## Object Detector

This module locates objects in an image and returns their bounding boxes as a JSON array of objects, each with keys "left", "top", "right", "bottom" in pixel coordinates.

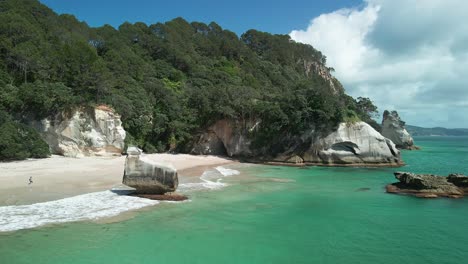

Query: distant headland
[{"left": 406, "top": 125, "right": 468, "bottom": 136}]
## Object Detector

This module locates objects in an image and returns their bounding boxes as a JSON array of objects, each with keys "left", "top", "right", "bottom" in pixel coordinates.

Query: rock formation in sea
[
  {"left": 191, "top": 120, "right": 402, "bottom": 166},
  {"left": 122, "top": 147, "right": 179, "bottom": 194},
  {"left": 386, "top": 172, "right": 468, "bottom": 198},
  {"left": 300, "top": 122, "right": 401, "bottom": 166},
  {"left": 381, "top": 110, "right": 418, "bottom": 150},
  {"left": 30, "top": 105, "right": 126, "bottom": 157}
]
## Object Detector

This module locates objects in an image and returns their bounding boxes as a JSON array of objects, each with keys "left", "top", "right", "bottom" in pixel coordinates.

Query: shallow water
[{"left": 0, "top": 137, "right": 467, "bottom": 264}]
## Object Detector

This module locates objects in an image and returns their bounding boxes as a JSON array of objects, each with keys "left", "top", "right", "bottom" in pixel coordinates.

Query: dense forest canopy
[{"left": 0, "top": 0, "right": 378, "bottom": 160}]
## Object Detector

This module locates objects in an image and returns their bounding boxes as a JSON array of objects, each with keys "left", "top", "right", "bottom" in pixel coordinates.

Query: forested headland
[{"left": 0, "top": 0, "right": 378, "bottom": 160}]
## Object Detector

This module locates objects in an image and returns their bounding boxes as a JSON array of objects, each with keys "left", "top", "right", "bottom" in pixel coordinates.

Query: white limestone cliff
[{"left": 30, "top": 105, "right": 126, "bottom": 157}]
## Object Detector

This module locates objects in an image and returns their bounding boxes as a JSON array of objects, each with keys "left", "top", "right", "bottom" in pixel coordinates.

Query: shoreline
[
  {"left": 0, "top": 154, "right": 236, "bottom": 206},
  {"left": 0, "top": 153, "right": 402, "bottom": 207},
  {"left": 0, "top": 153, "right": 404, "bottom": 232},
  {"left": 244, "top": 160, "right": 405, "bottom": 168}
]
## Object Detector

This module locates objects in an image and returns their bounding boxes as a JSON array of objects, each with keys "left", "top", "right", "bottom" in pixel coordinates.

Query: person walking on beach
[{"left": 28, "top": 176, "right": 33, "bottom": 185}]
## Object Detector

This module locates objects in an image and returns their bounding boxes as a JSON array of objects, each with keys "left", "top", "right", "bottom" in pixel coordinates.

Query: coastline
[
  {"left": 0, "top": 154, "right": 236, "bottom": 206},
  {"left": 246, "top": 160, "right": 405, "bottom": 168},
  {"left": 0, "top": 152, "right": 404, "bottom": 207}
]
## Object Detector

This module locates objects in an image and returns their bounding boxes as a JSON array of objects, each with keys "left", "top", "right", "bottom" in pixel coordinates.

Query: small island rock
[{"left": 386, "top": 172, "right": 468, "bottom": 198}]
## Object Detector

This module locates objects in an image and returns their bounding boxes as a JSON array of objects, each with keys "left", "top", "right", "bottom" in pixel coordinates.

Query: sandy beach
[{"left": 0, "top": 154, "right": 235, "bottom": 206}]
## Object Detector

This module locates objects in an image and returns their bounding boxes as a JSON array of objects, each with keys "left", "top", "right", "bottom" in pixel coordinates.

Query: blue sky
[
  {"left": 39, "top": 0, "right": 362, "bottom": 35},
  {"left": 39, "top": 0, "right": 468, "bottom": 128}
]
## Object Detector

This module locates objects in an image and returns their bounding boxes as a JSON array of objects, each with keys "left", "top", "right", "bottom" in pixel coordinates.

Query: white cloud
[{"left": 290, "top": 0, "right": 468, "bottom": 128}]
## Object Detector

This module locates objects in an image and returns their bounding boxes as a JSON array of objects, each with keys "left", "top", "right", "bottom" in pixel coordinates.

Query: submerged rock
[
  {"left": 130, "top": 193, "right": 188, "bottom": 201},
  {"left": 386, "top": 172, "right": 468, "bottom": 198},
  {"left": 381, "top": 110, "right": 418, "bottom": 150},
  {"left": 356, "top": 187, "right": 371, "bottom": 192},
  {"left": 30, "top": 105, "right": 126, "bottom": 157},
  {"left": 122, "top": 147, "right": 178, "bottom": 194}
]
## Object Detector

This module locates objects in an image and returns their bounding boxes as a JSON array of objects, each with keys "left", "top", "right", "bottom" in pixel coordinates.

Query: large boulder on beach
[
  {"left": 302, "top": 122, "right": 402, "bottom": 166},
  {"left": 122, "top": 147, "right": 178, "bottom": 194},
  {"left": 30, "top": 105, "right": 126, "bottom": 157},
  {"left": 387, "top": 172, "right": 468, "bottom": 198},
  {"left": 381, "top": 110, "right": 417, "bottom": 150}
]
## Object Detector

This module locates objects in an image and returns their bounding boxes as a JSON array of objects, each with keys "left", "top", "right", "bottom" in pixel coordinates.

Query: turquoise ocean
[{"left": 1, "top": 136, "right": 467, "bottom": 264}]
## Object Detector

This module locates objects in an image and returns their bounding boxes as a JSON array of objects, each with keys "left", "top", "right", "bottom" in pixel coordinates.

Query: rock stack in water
[
  {"left": 122, "top": 147, "right": 180, "bottom": 198},
  {"left": 381, "top": 110, "right": 418, "bottom": 150},
  {"left": 386, "top": 172, "right": 468, "bottom": 198}
]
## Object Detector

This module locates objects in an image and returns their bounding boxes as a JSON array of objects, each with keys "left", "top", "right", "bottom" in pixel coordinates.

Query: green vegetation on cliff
[
  {"left": 0, "top": 109, "right": 50, "bottom": 160},
  {"left": 0, "top": 0, "right": 378, "bottom": 160}
]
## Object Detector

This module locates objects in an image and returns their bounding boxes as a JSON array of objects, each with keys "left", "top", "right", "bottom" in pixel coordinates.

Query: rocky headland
[
  {"left": 191, "top": 120, "right": 403, "bottom": 167},
  {"left": 21, "top": 102, "right": 406, "bottom": 169},
  {"left": 386, "top": 172, "right": 468, "bottom": 198},
  {"left": 381, "top": 110, "right": 419, "bottom": 150}
]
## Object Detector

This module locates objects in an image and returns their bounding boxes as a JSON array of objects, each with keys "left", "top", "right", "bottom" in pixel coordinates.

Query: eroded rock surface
[
  {"left": 192, "top": 120, "right": 402, "bottom": 166},
  {"left": 381, "top": 110, "right": 417, "bottom": 150},
  {"left": 301, "top": 122, "right": 401, "bottom": 166},
  {"left": 122, "top": 147, "right": 178, "bottom": 194},
  {"left": 30, "top": 105, "right": 126, "bottom": 157},
  {"left": 191, "top": 119, "right": 258, "bottom": 157},
  {"left": 386, "top": 172, "right": 468, "bottom": 198}
]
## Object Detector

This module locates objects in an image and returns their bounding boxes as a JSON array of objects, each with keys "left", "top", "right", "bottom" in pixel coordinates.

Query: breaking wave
[
  {"left": 0, "top": 166, "right": 241, "bottom": 232},
  {"left": 178, "top": 166, "right": 240, "bottom": 192},
  {"left": 215, "top": 166, "right": 241, "bottom": 176},
  {"left": 0, "top": 191, "right": 158, "bottom": 232}
]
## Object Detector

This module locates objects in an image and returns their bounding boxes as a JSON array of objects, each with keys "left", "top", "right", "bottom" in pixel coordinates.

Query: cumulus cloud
[{"left": 290, "top": 0, "right": 468, "bottom": 128}]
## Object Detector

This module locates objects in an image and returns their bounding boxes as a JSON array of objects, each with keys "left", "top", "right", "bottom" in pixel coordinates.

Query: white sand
[{"left": 0, "top": 154, "right": 234, "bottom": 206}]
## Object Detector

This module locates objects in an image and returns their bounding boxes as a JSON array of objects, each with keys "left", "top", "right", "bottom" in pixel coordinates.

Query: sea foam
[
  {"left": 178, "top": 166, "right": 240, "bottom": 192},
  {"left": 215, "top": 166, "right": 241, "bottom": 176},
  {"left": 0, "top": 166, "right": 241, "bottom": 232},
  {"left": 0, "top": 191, "right": 158, "bottom": 232}
]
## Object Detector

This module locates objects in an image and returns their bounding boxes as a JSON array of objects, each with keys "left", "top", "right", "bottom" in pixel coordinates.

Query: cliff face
[
  {"left": 381, "top": 110, "right": 416, "bottom": 150},
  {"left": 190, "top": 119, "right": 258, "bottom": 157},
  {"left": 300, "top": 59, "right": 341, "bottom": 94},
  {"left": 191, "top": 120, "right": 402, "bottom": 166},
  {"left": 30, "top": 106, "right": 126, "bottom": 157}
]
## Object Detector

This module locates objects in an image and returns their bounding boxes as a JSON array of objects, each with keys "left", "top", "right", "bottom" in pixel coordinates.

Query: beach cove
[{"left": 0, "top": 136, "right": 467, "bottom": 264}]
